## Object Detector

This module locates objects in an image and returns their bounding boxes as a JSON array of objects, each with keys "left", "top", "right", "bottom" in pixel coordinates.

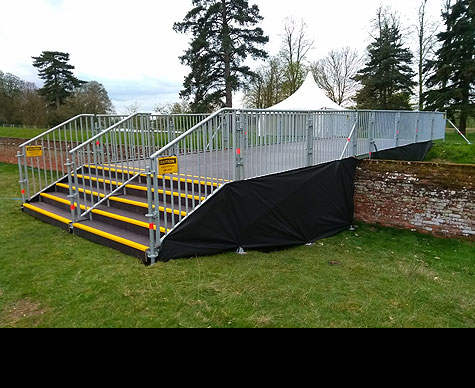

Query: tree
[
  {"left": 311, "top": 47, "right": 362, "bottom": 107},
  {"left": 15, "top": 83, "right": 48, "bottom": 128},
  {"left": 280, "top": 17, "right": 314, "bottom": 97},
  {"left": 32, "top": 51, "right": 84, "bottom": 109},
  {"left": 424, "top": 0, "right": 475, "bottom": 135},
  {"left": 354, "top": 8, "right": 416, "bottom": 110},
  {"left": 416, "top": 0, "right": 439, "bottom": 110},
  {"left": 124, "top": 101, "right": 141, "bottom": 115},
  {"left": 243, "top": 56, "right": 285, "bottom": 108},
  {"left": 66, "top": 81, "right": 114, "bottom": 115},
  {"left": 174, "top": 0, "right": 269, "bottom": 112},
  {"left": 0, "top": 71, "right": 25, "bottom": 124},
  {"left": 155, "top": 100, "right": 191, "bottom": 114}
]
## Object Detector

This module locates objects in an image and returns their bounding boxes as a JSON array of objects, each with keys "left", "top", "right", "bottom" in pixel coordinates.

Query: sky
[{"left": 0, "top": 0, "right": 445, "bottom": 113}]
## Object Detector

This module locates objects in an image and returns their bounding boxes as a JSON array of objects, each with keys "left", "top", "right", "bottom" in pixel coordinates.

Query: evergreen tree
[
  {"left": 424, "top": 0, "right": 475, "bottom": 135},
  {"left": 32, "top": 51, "right": 84, "bottom": 109},
  {"left": 174, "top": 0, "right": 269, "bottom": 112},
  {"left": 354, "top": 8, "right": 416, "bottom": 110}
]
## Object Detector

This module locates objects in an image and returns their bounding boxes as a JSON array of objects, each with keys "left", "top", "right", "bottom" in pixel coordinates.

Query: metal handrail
[
  {"left": 19, "top": 114, "right": 95, "bottom": 148},
  {"left": 69, "top": 113, "right": 138, "bottom": 154},
  {"left": 149, "top": 108, "right": 230, "bottom": 159}
]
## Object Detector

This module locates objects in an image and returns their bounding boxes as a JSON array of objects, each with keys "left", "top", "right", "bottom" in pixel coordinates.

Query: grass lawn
[
  {"left": 0, "top": 126, "right": 46, "bottom": 139},
  {"left": 0, "top": 162, "right": 474, "bottom": 328},
  {"left": 425, "top": 129, "right": 474, "bottom": 164}
]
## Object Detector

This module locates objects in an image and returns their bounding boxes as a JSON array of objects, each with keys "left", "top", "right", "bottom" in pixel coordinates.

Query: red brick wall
[
  {"left": 0, "top": 138, "right": 23, "bottom": 164},
  {"left": 355, "top": 160, "right": 475, "bottom": 240}
]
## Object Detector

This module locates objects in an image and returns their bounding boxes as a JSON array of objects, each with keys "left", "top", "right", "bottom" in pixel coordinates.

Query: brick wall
[
  {"left": 0, "top": 138, "right": 23, "bottom": 164},
  {"left": 355, "top": 160, "right": 475, "bottom": 240}
]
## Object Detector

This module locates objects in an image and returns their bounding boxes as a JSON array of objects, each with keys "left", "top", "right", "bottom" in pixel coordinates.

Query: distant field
[{"left": 0, "top": 127, "right": 46, "bottom": 139}]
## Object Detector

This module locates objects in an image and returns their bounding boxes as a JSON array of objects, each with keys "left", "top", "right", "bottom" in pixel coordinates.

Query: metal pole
[
  {"left": 235, "top": 111, "right": 244, "bottom": 181},
  {"left": 145, "top": 165, "right": 158, "bottom": 265},
  {"left": 352, "top": 111, "right": 359, "bottom": 156},
  {"left": 448, "top": 119, "right": 472, "bottom": 145},
  {"left": 306, "top": 115, "right": 314, "bottom": 167},
  {"left": 395, "top": 112, "right": 400, "bottom": 148},
  {"left": 66, "top": 158, "right": 78, "bottom": 224},
  {"left": 415, "top": 112, "right": 420, "bottom": 143},
  {"left": 17, "top": 151, "right": 26, "bottom": 203},
  {"left": 369, "top": 112, "right": 375, "bottom": 159},
  {"left": 430, "top": 113, "right": 435, "bottom": 142}
]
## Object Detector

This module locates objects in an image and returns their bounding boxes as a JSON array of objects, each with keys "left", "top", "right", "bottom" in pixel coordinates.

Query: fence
[
  {"left": 146, "top": 109, "right": 446, "bottom": 254},
  {"left": 17, "top": 109, "right": 446, "bottom": 259},
  {"left": 17, "top": 114, "right": 128, "bottom": 203},
  {"left": 65, "top": 113, "right": 209, "bottom": 222}
]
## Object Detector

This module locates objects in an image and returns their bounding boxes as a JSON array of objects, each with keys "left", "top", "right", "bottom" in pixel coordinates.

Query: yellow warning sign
[
  {"left": 26, "top": 145, "right": 43, "bottom": 158},
  {"left": 158, "top": 156, "right": 178, "bottom": 175}
]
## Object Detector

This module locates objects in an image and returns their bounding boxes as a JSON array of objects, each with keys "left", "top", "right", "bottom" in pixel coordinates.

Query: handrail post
[
  {"left": 235, "top": 111, "right": 245, "bottom": 181},
  {"left": 395, "top": 112, "right": 400, "bottom": 148},
  {"left": 352, "top": 111, "right": 359, "bottom": 156},
  {"left": 369, "top": 112, "right": 375, "bottom": 159},
  {"left": 431, "top": 113, "right": 436, "bottom": 141},
  {"left": 415, "top": 112, "right": 420, "bottom": 143},
  {"left": 17, "top": 151, "right": 26, "bottom": 203},
  {"left": 146, "top": 164, "right": 158, "bottom": 265},
  {"left": 306, "top": 114, "right": 314, "bottom": 166},
  {"left": 66, "top": 158, "right": 78, "bottom": 224}
]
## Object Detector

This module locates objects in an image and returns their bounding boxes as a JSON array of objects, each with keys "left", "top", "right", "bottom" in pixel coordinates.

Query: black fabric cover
[
  {"left": 157, "top": 158, "right": 358, "bottom": 262},
  {"left": 372, "top": 141, "right": 433, "bottom": 161}
]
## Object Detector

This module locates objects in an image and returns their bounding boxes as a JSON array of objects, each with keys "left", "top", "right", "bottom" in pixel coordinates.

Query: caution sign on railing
[
  {"left": 158, "top": 156, "right": 178, "bottom": 175},
  {"left": 26, "top": 145, "right": 43, "bottom": 158}
]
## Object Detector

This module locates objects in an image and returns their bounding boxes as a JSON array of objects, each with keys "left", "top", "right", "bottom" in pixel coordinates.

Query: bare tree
[
  {"left": 124, "top": 101, "right": 141, "bottom": 115},
  {"left": 416, "top": 0, "right": 439, "bottom": 110},
  {"left": 243, "top": 56, "right": 285, "bottom": 108},
  {"left": 280, "top": 18, "right": 314, "bottom": 96},
  {"left": 311, "top": 47, "right": 362, "bottom": 107}
]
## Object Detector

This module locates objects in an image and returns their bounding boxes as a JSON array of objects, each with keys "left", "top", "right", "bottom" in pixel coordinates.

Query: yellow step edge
[
  {"left": 105, "top": 163, "right": 231, "bottom": 183},
  {"left": 40, "top": 193, "right": 168, "bottom": 234},
  {"left": 73, "top": 223, "right": 149, "bottom": 252},
  {"left": 74, "top": 174, "right": 206, "bottom": 202},
  {"left": 55, "top": 183, "right": 187, "bottom": 217},
  {"left": 23, "top": 203, "right": 71, "bottom": 225},
  {"left": 24, "top": 201, "right": 148, "bottom": 252},
  {"left": 91, "top": 209, "right": 168, "bottom": 234},
  {"left": 85, "top": 164, "right": 221, "bottom": 188}
]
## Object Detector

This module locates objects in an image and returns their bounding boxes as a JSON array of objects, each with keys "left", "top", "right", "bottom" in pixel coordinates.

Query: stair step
[
  {"left": 73, "top": 220, "right": 150, "bottom": 261},
  {"left": 23, "top": 200, "right": 151, "bottom": 262},
  {"left": 83, "top": 164, "right": 225, "bottom": 195},
  {"left": 40, "top": 191, "right": 169, "bottom": 238},
  {"left": 54, "top": 182, "right": 186, "bottom": 225},
  {"left": 23, "top": 202, "right": 72, "bottom": 230},
  {"left": 72, "top": 173, "right": 204, "bottom": 208}
]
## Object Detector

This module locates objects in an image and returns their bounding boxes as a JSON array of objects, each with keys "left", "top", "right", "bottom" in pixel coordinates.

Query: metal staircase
[
  {"left": 17, "top": 109, "right": 446, "bottom": 264},
  {"left": 23, "top": 163, "right": 212, "bottom": 261}
]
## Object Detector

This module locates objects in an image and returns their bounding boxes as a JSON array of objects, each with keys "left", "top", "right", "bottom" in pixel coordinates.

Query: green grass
[
  {"left": 1, "top": 162, "right": 474, "bottom": 328},
  {"left": 0, "top": 126, "right": 47, "bottom": 139},
  {"left": 425, "top": 129, "right": 475, "bottom": 164}
]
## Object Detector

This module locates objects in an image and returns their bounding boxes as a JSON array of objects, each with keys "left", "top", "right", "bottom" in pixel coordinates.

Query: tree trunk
[
  {"left": 419, "top": 36, "right": 424, "bottom": 111},
  {"left": 222, "top": 0, "right": 233, "bottom": 108},
  {"left": 459, "top": 80, "right": 470, "bottom": 136}
]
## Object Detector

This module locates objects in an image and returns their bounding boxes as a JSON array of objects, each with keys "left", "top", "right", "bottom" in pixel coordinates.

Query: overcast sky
[{"left": 1, "top": 0, "right": 444, "bottom": 113}]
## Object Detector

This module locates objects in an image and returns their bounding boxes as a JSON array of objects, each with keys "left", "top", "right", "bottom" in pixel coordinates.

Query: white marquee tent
[{"left": 268, "top": 72, "right": 345, "bottom": 111}]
